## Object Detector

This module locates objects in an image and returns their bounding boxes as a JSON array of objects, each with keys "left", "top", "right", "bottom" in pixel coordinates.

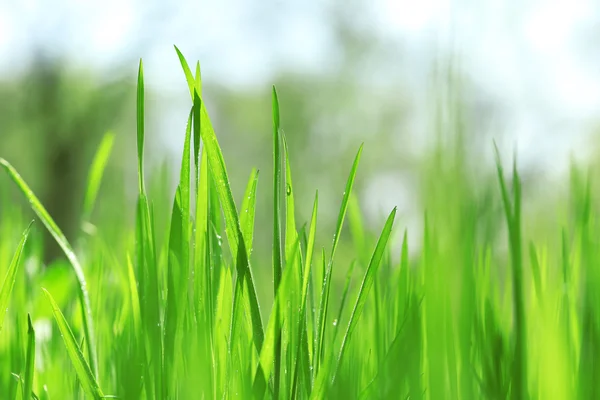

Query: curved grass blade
[
  {"left": 174, "top": 45, "right": 196, "bottom": 100},
  {"left": 186, "top": 89, "right": 264, "bottom": 350},
  {"left": 0, "top": 222, "right": 32, "bottom": 332},
  {"left": 240, "top": 169, "right": 259, "bottom": 258},
  {"left": 334, "top": 208, "right": 397, "bottom": 380},
  {"left": 0, "top": 159, "right": 98, "bottom": 378},
  {"left": 331, "top": 260, "right": 356, "bottom": 344},
  {"left": 315, "top": 145, "right": 363, "bottom": 373},
  {"left": 23, "top": 313, "right": 35, "bottom": 400},
  {"left": 82, "top": 131, "right": 115, "bottom": 222},
  {"left": 42, "top": 289, "right": 104, "bottom": 399},
  {"left": 312, "top": 207, "right": 397, "bottom": 397},
  {"left": 174, "top": 46, "right": 264, "bottom": 350}
]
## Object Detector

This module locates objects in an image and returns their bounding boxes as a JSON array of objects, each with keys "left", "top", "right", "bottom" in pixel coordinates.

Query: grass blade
[
  {"left": 23, "top": 313, "right": 35, "bottom": 400},
  {"left": 82, "top": 131, "right": 115, "bottom": 222},
  {"left": 126, "top": 254, "right": 142, "bottom": 334},
  {"left": 174, "top": 47, "right": 264, "bottom": 352},
  {"left": 240, "top": 168, "right": 259, "bottom": 258},
  {"left": 0, "top": 159, "right": 98, "bottom": 378},
  {"left": 272, "top": 85, "right": 284, "bottom": 398},
  {"left": 331, "top": 260, "right": 356, "bottom": 344},
  {"left": 192, "top": 90, "right": 264, "bottom": 350},
  {"left": 135, "top": 59, "right": 162, "bottom": 398},
  {"left": 0, "top": 222, "right": 32, "bottom": 332},
  {"left": 42, "top": 289, "right": 104, "bottom": 399},
  {"left": 137, "top": 59, "right": 145, "bottom": 195},
  {"left": 315, "top": 144, "right": 363, "bottom": 373},
  {"left": 333, "top": 208, "right": 397, "bottom": 381},
  {"left": 174, "top": 45, "right": 196, "bottom": 100},
  {"left": 311, "top": 208, "right": 397, "bottom": 397}
]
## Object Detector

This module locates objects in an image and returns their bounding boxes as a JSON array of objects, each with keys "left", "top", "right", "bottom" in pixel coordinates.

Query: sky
[{"left": 1, "top": 0, "right": 599, "bottom": 174}]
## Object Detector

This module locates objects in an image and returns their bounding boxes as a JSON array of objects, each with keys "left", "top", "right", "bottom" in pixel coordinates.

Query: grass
[{"left": 0, "top": 47, "right": 597, "bottom": 399}]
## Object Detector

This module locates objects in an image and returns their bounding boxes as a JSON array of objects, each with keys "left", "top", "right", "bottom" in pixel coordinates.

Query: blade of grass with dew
[
  {"left": 311, "top": 208, "right": 397, "bottom": 398},
  {"left": 194, "top": 141, "right": 209, "bottom": 322},
  {"left": 271, "top": 85, "right": 284, "bottom": 399},
  {"left": 314, "top": 144, "right": 363, "bottom": 374},
  {"left": 282, "top": 129, "right": 305, "bottom": 397},
  {"left": 188, "top": 83, "right": 264, "bottom": 354},
  {"left": 175, "top": 49, "right": 264, "bottom": 353},
  {"left": 42, "top": 289, "right": 104, "bottom": 399},
  {"left": 0, "top": 222, "right": 31, "bottom": 332},
  {"left": 23, "top": 314, "right": 35, "bottom": 400},
  {"left": 332, "top": 208, "right": 397, "bottom": 384},
  {"left": 82, "top": 131, "right": 115, "bottom": 223},
  {"left": 331, "top": 260, "right": 356, "bottom": 344},
  {"left": 240, "top": 168, "right": 259, "bottom": 258},
  {"left": 0, "top": 159, "right": 99, "bottom": 378},
  {"left": 192, "top": 62, "right": 202, "bottom": 180}
]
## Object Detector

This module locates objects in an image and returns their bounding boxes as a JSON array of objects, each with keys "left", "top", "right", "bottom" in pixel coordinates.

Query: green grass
[{"left": 0, "top": 48, "right": 597, "bottom": 399}]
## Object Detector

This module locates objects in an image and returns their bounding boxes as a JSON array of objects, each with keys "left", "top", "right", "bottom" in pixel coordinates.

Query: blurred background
[{"left": 2, "top": 0, "right": 600, "bottom": 264}]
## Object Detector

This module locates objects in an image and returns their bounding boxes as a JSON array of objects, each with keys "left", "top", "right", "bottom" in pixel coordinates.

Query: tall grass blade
[
  {"left": 240, "top": 169, "right": 259, "bottom": 258},
  {"left": 137, "top": 60, "right": 146, "bottom": 195},
  {"left": 23, "top": 313, "right": 35, "bottom": 400},
  {"left": 0, "top": 222, "right": 31, "bottom": 332},
  {"left": 190, "top": 91, "right": 264, "bottom": 350},
  {"left": 333, "top": 207, "right": 397, "bottom": 382},
  {"left": 174, "top": 45, "right": 196, "bottom": 100},
  {"left": 271, "top": 85, "right": 284, "bottom": 399},
  {"left": 172, "top": 46, "right": 265, "bottom": 352},
  {"left": 315, "top": 145, "right": 363, "bottom": 373},
  {"left": 82, "top": 131, "right": 115, "bottom": 222},
  {"left": 135, "top": 59, "right": 162, "bottom": 398},
  {"left": 42, "top": 289, "right": 104, "bottom": 399}
]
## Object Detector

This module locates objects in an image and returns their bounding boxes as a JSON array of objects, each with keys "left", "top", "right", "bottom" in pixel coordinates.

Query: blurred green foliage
[{"left": 0, "top": 55, "right": 134, "bottom": 263}]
